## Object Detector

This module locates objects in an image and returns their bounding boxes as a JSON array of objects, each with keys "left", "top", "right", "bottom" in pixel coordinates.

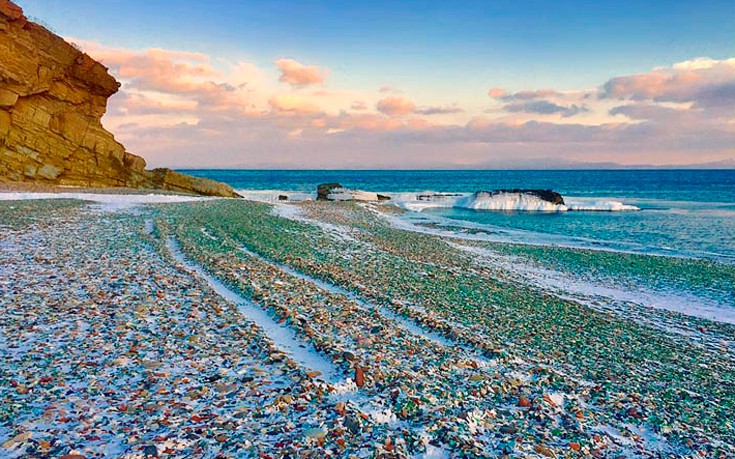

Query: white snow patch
[
  {"left": 165, "top": 237, "right": 342, "bottom": 383},
  {"left": 367, "top": 407, "right": 399, "bottom": 425},
  {"left": 144, "top": 220, "right": 155, "bottom": 235},
  {"left": 450, "top": 242, "right": 735, "bottom": 325},
  {"left": 272, "top": 203, "right": 361, "bottom": 243},
  {"left": 0, "top": 192, "right": 210, "bottom": 211},
  {"left": 417, "top": 430, "right": 451, "bottom": 459},
  {"left": 235, "top": 189, "right": 313, "bottom": 203},
  {"left": 327, "top": 188, "right": 380, "bottom": 202}
]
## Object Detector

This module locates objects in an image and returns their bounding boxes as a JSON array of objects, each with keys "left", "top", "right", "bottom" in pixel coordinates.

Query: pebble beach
[{"left": 1, "top": 196, "right": 734, "bottom": 458}]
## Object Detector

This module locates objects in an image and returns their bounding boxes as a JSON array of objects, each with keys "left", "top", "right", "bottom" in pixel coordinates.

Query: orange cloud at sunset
[
  {"left": 376, "top": 95, "right": 417, "bottom": 116},
  {"left": 268, "top": 94, "right": 322, "bottom": 114},
  {"left": 487, "top": 88, "right": 507, "bottom": 98},
  {"left": 274, "top": 58, "right": 327, "bottom": 86}
]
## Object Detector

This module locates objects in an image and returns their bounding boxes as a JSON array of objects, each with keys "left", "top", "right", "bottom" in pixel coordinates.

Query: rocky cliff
[{"left": 0, "top": 0, "right": 240, "bottom": 197}]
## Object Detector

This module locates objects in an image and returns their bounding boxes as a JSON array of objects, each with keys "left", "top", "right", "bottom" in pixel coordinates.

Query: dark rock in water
[
  {"left": 316, "top": 183, "right": 387, "bottom": 201},
  {"left": 475, "top": 189, "right": 565, "bottom": 205},
  {"left": 417, "top": 193, "right": 462, "bottom": 201},
  {"left": 317, "top": 183, "right": 343, "bottom": 201},
  {"left": 278, "top": 195, "right": 288, "bottom": 201}
]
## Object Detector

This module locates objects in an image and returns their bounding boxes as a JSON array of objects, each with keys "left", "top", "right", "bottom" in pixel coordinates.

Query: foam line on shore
[{"left": 164, "top": 236, "right": 342, "bottom": 383}]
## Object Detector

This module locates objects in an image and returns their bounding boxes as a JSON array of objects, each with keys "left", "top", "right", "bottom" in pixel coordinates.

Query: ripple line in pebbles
[
  {"left": 165, "top": 236, "right": 342, "bottom": 384},
  {"left": 238, "top": 244, "right": 456, "bottom": 348}
]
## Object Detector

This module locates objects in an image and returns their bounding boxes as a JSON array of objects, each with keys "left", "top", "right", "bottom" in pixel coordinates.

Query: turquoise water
[
  {"left": 183, "top": 169, "right": 735, "bottom": 201},
  {"left": 425, "top": 200, "right": 735, "bottom": 261},
  {"left": 184, "top": 169, "right": 735, "bottom": 261}
]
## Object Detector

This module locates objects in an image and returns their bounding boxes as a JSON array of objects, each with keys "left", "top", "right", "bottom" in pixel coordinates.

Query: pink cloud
[
  {"left": 489, "top": 88, "right": 562, "bottom": 101},
  {"left": 109, "top": 92, "right": 198, "bottom": 116},
  {"left": 333, "top": 113, "right": 405, "bottom": 131},
  {"left": 601, "top": 57, "right": 735, "bottom": 108},
  {"left": 379, "top": 85, "right": 401, "bottom": 93},
  {"left": 268, "top": 94, "right": 321, "bottom": 114},
  {"left": 376, "top": 95, "right": 416, "bottom": 116},
  {"left": 351, "top": 101, "right": 368, "bottom": 110},
  {"left": 603, "top": 72, "right": 702, "bottom": 100},
  {"left": 274, "top": 58, "right": 327, "bottom": 86},
  {"left": 85, "top": 46, "right": 221, "bottom": 94},
  {"left": 487, "top": 88, "right": 507, "bottom": 98},
  {"left": 415, "top": 105, "right": 464, "bottom": 116}
]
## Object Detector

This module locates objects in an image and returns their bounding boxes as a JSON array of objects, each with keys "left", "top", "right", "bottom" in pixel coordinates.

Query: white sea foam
[
  {"left": 233, "top": 188, "right": 639, "bottom": 212},
  {"left": 566, "top": 198, "right": 640, "bottom": 211},
  {"left": 387, "top": 191, "right": 638, "bottom": 212},
  {"left": 458, "top": 192, "right": 568, "bottom": 211}
]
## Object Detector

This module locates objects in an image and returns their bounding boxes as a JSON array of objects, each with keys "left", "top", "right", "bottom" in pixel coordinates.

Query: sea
[{"left": 184, "top": 169, "right": 735, "bottom": 263}]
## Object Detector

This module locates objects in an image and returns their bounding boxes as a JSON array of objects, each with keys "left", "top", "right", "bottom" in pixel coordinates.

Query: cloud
[
  {"left": 108, "top": 92, "right": 198, "bottom": 116},
  {"left": 415, "top": 105, "right": 464, "bottom": 116},
  {"left": 379, "top": 85, "right": 401, "bottom": 93},
  {"left": 487, "top": 88, "right": 507, "bottom": 98},
  {"left": 609, "top": 103, "right": 682, "bottom": 121},
  {"left": 503, "top": 100, "right": 588, "bottom": 118},
  {"left": 501, "top": 89, "right": 562, "bottom": 101},
  {"left": 376, "top": 95, "right": 416, "bottom": 116},
  {"left": 490, "top": 88, "right": 589, "bottom": 118},
  {"left": 268, "top": 94, "right": 321, "bottom": 114},
  {"left": 274, "top": 58, "right": 327, "bottom": 86},
  {"left": 85, "top": 45, "right": 221, "bottom": 94},
  {"left": 351, "top": 101, "right": 368, "bottom": 110},
  {"left": 489, "top": 88, "right": 563, "bottom": 101},
  {"left": 600, "top": 57, "right": 735, "bottom": 109}
]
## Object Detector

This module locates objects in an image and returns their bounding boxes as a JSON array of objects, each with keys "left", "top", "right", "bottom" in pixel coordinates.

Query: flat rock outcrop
[
  {"left": 316, "top": 183, "right": 390, "bottom": 201},
  {"left": 0, "top": 0, "right": 239, "bottom": 197}
]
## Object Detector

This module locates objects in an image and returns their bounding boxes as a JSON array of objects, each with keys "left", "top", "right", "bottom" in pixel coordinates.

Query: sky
[{"left": 17, "top": 0, "right": 735, "bottom": 168}]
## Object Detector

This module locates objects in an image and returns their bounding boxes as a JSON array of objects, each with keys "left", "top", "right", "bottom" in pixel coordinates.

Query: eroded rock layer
[{"left": 0, "top": 1, "right": 239, "bottom": 197}]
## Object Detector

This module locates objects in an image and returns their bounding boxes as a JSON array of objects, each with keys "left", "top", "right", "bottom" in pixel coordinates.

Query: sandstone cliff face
[{"left": 0, "top": 0, "right": 240, "bottom": 197}]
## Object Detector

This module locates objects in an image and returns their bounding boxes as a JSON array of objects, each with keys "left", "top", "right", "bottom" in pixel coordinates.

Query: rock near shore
[
  {"left": 0, "top": 0, "right": 239, "bottom": 197},
  {"left": 317, "top": 183, "right": 390, "bottom": 201},
  {"left": 475, "top": 189, "right": 565, "bottom": 205}
]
